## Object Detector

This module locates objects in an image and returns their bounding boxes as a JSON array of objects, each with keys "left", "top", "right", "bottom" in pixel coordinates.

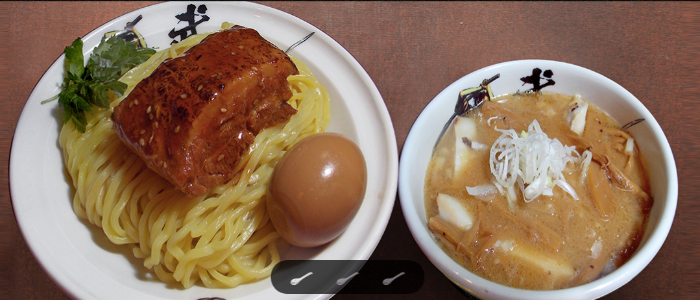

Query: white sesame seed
[
  {"left": 163, "top": 162, "right": 167, "bottom": 168},
  {"left": 155, "top": 122, "right": 159, "bottom": 128},
  {"left": 238, "top": 45, "right": 243, "bottom": 49},
  {"left": 180, "top": 94, "right": 187, "bottom": 98},
  {"left": 221, "top": 108, "right": 227, "bottom": 113},
  {"left": 139, "top": 138, "right": 145, "bottom": 146},
  {"left": 129, "top": 102, "right": 133, "bottom": 108},
  {"left": 139, "top": 129, "right": 145, "bottom": 135},
  {"left": 174, "top": 125, "right": 180, "bottom": 133},
  {"left": 149, "top": 114, "right": 153, "bottom": 120},
  {"left": 211, "top": 74, "right": 217, "bottom": 77},
  {"left": 147, "top": 106, "right": 151, "bottom": 113},
  {"left": 134, "top": 100, "right": 139, "bottom": 105},
  {"left": 231, "top": 52, "right": 236, "bottom": 55},
  {"left": 198, "top": 85, "right": 203, "bottom": 91},
  {"left": 252, "top": 67, "right": 258, "bottom": 71},
  {"left": 224, "top": 44, "right": 229, "bottom": 48},
  {"left": 218, "top": 154, "right": 224, "bottom": 161}
]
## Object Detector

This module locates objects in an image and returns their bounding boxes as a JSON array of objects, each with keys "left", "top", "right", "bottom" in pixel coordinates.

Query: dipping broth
[{"left": 425, "top": 92, "right": 653, "bottom": 290}]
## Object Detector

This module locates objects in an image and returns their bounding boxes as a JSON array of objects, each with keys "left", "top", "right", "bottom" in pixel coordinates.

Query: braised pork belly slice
[{"left": 111, "top": 25, "right": 298, "bottom": 197}]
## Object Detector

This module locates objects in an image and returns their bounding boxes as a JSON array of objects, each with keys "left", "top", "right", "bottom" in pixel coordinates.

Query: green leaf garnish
[
  {"left": 64, "top": 39, "right": 85, "bottom": 79},
  {"left": 44, "top": 36, "right": 155, "bottom": 132}
]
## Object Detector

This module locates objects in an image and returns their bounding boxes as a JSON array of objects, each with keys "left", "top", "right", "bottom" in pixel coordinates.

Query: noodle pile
[{"left": 58, "top": 24, "right": 331, "bottom": 288}]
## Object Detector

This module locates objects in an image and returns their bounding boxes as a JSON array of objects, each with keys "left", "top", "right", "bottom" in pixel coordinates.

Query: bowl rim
[{"left": 398, "top": 59, "right": 678, "bottom": 299}]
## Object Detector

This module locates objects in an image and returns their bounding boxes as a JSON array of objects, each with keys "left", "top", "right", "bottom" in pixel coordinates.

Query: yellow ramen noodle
[{"left": 59, "top": 23, "right": 331, "bottom": 288}]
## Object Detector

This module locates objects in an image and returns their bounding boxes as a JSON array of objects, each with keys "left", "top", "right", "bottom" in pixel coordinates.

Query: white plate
[{"left": 10, "top": 2, "right": 398, "bottom": 300}]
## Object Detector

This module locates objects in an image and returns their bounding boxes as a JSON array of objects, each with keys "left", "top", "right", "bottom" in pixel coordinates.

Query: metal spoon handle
[
  {"left": 432, "top": 73, "right": 500, "bottom": 155},
  {"left": 432, "top": 113, "right": 457, "bottom": 154}
]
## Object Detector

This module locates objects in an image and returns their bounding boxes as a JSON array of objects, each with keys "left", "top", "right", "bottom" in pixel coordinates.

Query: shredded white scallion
[
  {"left": 487, "top": 116, "right": 500, "bottom": 127},
  {"left": 491, "top": 177, "right": 505, "bottom": 195},
  {"left": 489, "top": 119, "right": 585, "bottom": 204},
  {"left": 466, "top": 184, "right": 499, "bottom": 201},
  {"left": 470, "top": 141, "right": 488, "bottom": 151},
  {"left": 625, "top": 138, "right": 635, "bottom": 154},
  {"left": 579, "top": 150, "right": 593, "bottom": 184}
]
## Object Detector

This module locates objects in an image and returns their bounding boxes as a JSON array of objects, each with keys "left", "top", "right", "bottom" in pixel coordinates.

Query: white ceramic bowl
[{"left": 399, "top": 60, "right": 677, "bottom": 300}]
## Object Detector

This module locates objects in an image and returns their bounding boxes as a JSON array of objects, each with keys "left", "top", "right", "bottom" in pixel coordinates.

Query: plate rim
[{"left": 10, "top": 2, "right": 398, "bottom": 299}]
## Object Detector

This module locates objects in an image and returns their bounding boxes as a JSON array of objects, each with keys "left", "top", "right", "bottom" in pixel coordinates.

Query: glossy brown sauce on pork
[{"left": 111, "top": 26, "right": 298, "bottom": 197}]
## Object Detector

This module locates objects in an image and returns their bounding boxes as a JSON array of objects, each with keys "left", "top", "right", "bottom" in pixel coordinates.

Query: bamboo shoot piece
[
  {"left": 437, "top": 193, "right": 474, "bottom": 230},
  {"left": 587, "top": 164, "right": 614, "bottom": 219},
  {"left": 428, "top": 215, "right": 463, "bottom": 246},
  {"left": 566, "top": 94, "right": 589, "bottom": 136}
]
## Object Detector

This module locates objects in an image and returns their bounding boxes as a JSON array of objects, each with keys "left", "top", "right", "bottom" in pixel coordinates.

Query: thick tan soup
[{"left": 425, "top": 92, "right": 652, "bottom": 290}]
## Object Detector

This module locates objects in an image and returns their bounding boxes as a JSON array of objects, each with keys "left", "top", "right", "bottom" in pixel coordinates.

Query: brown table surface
[{"left": 4, "top": 1, "right": 698, "bottom": 299}]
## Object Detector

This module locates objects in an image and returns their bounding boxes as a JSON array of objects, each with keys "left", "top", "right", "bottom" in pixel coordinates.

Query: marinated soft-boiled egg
[{"left": 267, "top": 133, "right": 367, "bottom": 247}]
